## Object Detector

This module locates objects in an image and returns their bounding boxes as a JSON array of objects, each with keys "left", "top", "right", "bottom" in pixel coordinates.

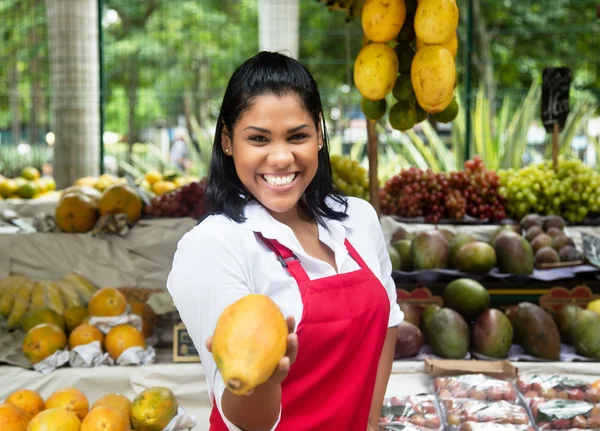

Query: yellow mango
[
  {"left": 212, "top": 294, "right": 288, "bottom": 395},
  {"left": 361, "top": 0, "right": 406, "bottom": 43},
  {"left": 7, "top": 280, "right": 33, "bottom": 329}
]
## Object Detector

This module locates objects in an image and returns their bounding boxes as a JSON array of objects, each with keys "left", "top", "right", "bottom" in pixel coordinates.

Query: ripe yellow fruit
[
  {"left": 212, "top": 294, "right": 288, "bottom": 396},
  {"left": 416, "top": 33, "right": 458, "bottom": 57},
  {"left": 354, "top": 43, "right": 399, "bottom": 101},
  {"left": 415, "top": 0, "right": 459, "bottom": 45},
  {"left": 411, "top": 45, "right": 456, "bottom": 114},
  {"left": 361, "top": 0, "right": 407, "bottom": 43}
]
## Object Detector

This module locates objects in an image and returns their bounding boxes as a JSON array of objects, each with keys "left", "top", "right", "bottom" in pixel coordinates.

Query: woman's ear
[{"left": 221, "top": 127, "right": 232, "bottom": 155}]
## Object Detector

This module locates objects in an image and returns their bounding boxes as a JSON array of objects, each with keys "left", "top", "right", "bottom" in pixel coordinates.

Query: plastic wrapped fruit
[
  {"left": 380, "top": 395, "right": 442, "bottom": 430},
  {"left": 528, "top": 397, "right": 600, "bottom": 430},
  {"left": 459, "top": 424, "right": 535, "bottom": 431},
  {"left": 441, "top": 399, "right": 531, "bottom": 430},
  {"left": 434, "top": 374, "right": 518, "bottom": 403},
  {"left": 516, "top": 375, "right": 599, "bottom": 402}
]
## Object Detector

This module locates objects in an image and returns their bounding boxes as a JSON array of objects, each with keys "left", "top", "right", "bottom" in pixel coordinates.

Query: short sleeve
[{"left": 166, "top": 217, "right": 281, "bottom": 431}]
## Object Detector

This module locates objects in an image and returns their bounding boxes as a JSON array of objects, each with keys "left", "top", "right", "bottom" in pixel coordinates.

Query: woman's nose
[{"left": 267, "top": 143, "right": 294, "bottom": 167}]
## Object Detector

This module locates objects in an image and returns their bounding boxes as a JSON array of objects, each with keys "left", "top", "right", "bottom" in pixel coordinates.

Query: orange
[
  {"left": 88, "top": 288, "right": 127, "bottom": 317},
  {"left": 26, "top": 407, "right": 80, "bottom": 431},
  {"left": 81, "top": 406, "right": 130, "bottom": 431},
  {"left": 68, "top": 324, "right": 105, "bottom": 350},
  {"left": 131, "top": 387, "right": 178, "bottom": 431},
  {"left": 45, "top": 388, "right": 89, "bottom": 421},
  {"left": 64, "top": 306, "right": 89, "bottom": 333},
  {"left": 104, "top": 324, "right": 146, "bottom": 361},
  {"left": 22, "top": 324, "right": 67, "bottom": 365},
  {"left": 0, "top": 403, "right": 30, "bottom": 430},
  {"left": 129, "top": 301, "right": 155, "bottom": 338},
  {"left": 91, "top": 394, "right": 131, "bottom": 418},
  {"left": 5, "top": 389, "right": 45, "bottom": 419},
  {"left": 98, "top": 185, "right": 142, "bottom": 223}
]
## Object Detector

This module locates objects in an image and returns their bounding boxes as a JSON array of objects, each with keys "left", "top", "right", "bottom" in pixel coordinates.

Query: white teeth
[{"left": 263, "top": 174, "right": 296, "bottom": 186}]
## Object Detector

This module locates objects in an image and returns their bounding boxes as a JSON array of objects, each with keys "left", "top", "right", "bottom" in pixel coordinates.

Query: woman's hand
[{"left": 205, "top": 316, "right": 299, "bottom": 394}]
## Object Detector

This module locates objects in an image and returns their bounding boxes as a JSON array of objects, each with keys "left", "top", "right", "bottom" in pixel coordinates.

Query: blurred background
[{"left": 0, "top": 0, "right": 598, "bottom": 185}]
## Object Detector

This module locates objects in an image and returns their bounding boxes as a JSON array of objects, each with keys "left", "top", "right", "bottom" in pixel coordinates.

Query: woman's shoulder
[
  {"left": 179, "top": 213, "right": 248, "bottom": 248},
  {"left": 339, "top": 196, "right": 379, "bottom": 225}
]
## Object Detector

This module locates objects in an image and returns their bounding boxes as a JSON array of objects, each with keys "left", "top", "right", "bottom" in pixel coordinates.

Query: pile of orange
[{"left": 0, "top": 386, "right": 178, "bottom": 431}]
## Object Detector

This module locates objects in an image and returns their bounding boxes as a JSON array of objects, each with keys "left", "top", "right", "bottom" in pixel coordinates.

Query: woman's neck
[{"left": 268, "top": 203, "right": 314, "bottom": 231}]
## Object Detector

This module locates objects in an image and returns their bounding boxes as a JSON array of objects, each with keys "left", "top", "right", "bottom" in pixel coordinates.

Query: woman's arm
[{"left": 368, "top": 326, "right": 398, "bottom": 428}]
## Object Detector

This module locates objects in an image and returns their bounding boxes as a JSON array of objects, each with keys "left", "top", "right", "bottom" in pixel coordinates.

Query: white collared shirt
[{"left": 167, "top": 196, "right": 403, "bottom": 431}]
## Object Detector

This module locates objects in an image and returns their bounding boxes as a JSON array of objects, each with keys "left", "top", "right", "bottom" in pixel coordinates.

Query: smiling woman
[{"left": 167, "top": 51, "right": 403, "bottom": 431}]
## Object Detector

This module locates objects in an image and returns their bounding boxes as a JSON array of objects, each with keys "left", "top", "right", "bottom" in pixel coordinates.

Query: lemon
[
  {"left": 415, "top": 0, "right": 459, "bottom": 45},
  {"left": 389, "top": 102, "right": 417, "bottom": 131},
  {"left": 416, "top": 33, "right": 458, "bottom": 57},
  {"left": 0, "top": 179, "right": 18, "bottom": 198},
  {"left": 392, "top": 74, "right": 415, "bottom": 103},
  {"left": 18, "top": 182, "right": 37, "bottom": 199},
  {"left": 361, "top": 97, "right": 387, "bottom": 120},
  {"left": 354, "top": 43, "right": 399, "bottom": 101},
  {"left": 20, "top": 166, "right": 41, "bottom": 181},
  {"left": 415, "top": 104, "right": 428, "bottom": 123},
  {"left": 144, "top": 170, "right": 163, "bottom": 185},
  {"left": 434, "top": 97, "right": 459, "bottom": 123},
  {"left": 362, "top": 0, "right": 407, "bottom": 43},
  {"left": 588, "top": 299, "right": 600, "bottom": 315},
  {"left": 411, "top": 45, "right": 456, "bottom": 114}
]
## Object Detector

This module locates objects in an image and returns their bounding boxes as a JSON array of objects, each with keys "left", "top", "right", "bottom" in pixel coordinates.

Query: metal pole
[
  {"left": 98, "top": 0, "right": 105, "bottom": 174},
  {"left": 463, "top": 0, "right": 473, "bottom": 162}
]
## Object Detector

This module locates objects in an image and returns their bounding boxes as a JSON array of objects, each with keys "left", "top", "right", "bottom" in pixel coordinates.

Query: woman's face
[{"left": 223, "top": 92, "right": 322, "bottom": 218}]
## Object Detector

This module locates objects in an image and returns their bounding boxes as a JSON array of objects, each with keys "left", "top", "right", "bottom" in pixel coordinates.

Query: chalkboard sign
[
  {"left": 541, "top": 67, "right": 572, "bottom": 132},
  {"left": 172, "top": 323, "right": 201, "bottom": 363}
]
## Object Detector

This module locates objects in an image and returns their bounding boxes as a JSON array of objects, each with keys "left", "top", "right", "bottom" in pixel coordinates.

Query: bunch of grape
[
  {"left": 499, "top": 158, "right": 600, "bottom": 222},
  {"left": 380, "top": 157, "right": 506, "bottom": 223},
  {"left": 330, "top": 155, "right": 369, "bottom": 200},
  {"left": 144, "top": 179, "right": 208, "bottom": 219},
  {"left": 449, "top": 156, "right": 507, "bottom": 220},
  {"left": 380, "top": 167, "right": 453, "bottom": 223}
]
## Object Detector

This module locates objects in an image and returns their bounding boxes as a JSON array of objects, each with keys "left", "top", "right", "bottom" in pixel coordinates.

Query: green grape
[{"left": 329, "top": 155, "right": 370, "bottom": 200}]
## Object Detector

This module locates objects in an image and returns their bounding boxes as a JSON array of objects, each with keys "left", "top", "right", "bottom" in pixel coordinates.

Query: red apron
[{"left": 209, "top": 233, "right": 390, "bottom": 430}]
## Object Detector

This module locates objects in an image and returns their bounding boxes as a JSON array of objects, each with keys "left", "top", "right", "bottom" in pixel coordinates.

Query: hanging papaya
[{"left": 212, "top": 294, "right": 288, "bottom": 395}]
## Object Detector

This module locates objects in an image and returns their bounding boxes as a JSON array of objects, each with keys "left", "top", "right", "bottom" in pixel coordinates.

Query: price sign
[
  {"left": 541, "top": 67, "right": 572, "bottom": 132},
  {"left": 172, "top": 323, "right": 201, "bottom": 363}
]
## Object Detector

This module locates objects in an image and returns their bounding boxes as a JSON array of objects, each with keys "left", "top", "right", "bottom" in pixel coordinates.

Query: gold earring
[
  {"left": 318, "top": 145, "right": 322, "bottom": 150},
  {"left": 224, "top": 148, "right": 229, "bottom": 153}
]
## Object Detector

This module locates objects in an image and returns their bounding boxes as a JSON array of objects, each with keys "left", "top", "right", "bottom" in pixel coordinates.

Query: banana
[
  {"left": 46, "top": 281, "right": 66, "bottom": 315},
  {"left": 56, "top": 279, "right": 83, "bottom": 308},
  {"left": 30, "top": 282, "right": 46, "bottom": 310},
  {"left": 64, "top": 271, "right": 98, "bottom": 303},
  {"left": 0, "top": 276, "right": 28, "bottom": 318},
  {"left": 7, "top": 280, "right": 34, "bottom": 330}
]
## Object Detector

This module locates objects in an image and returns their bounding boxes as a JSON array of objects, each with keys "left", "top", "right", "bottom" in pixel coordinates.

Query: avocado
[
  {"left": 521, "top": 214, "right": 544, "bottom": 231},
  {"left": 554, "top": 304, "right": 582, "bottom": 344},
  {"left": 543, "top": 215, "right": 566, "bottom": 231},
  {"left": 448, "top": 233, "right": 476, "bottom": 267},
  {"left": 534, "top": 246, "right": 560, "bottom": 269},
  {"left": 429, "top": 308, "right": 470, "bottom": 359},
  {"left": 515, "top": 302, "right": 561, "bottom": 360},
  {"left": 559, "top": 246, "right": 583, "bottom": 262},
  {"left": 391, "top": 239, "right": 412, "bottom": 271},
  {"left": 531, "top": 234, "right": 553, "bottom": 253},
  {"left": 421, "top": 304, "right": 441, "bottom": 343},
  {"left": 443, "top": 278, "right": 490, "bottom": 320},
  {"left": 454, "top": 241, "right": 497, "bottom": 274},
  {"left": 494, "top": 231, "right": 534, "bottom": 275},
  {"left": 525, "top": 226, "right": 543, "bottom": 242},
  {"left": 552, "top": 235, "right": 575, "bottom": 252},
  {"left": 472, "top": 309, "right": 514, "bottom": 358},
  {"left": 410, "top": 231, "right": 449, "bottom": 270},
  {"left": 572, "top": 310, "right": 600, "bottom": 359}
]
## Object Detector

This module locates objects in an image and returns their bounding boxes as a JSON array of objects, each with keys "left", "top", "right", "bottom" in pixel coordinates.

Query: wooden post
[
  {"left": 367, "top": 119, "right": 380, "bottom": 214},
  {"left": 552, "top": 122, "right": 559, "bottom": 171}
]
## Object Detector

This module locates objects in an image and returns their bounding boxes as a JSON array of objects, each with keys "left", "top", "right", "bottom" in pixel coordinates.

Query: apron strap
[
  {"left": 343, "top": 239, "right": 369, "bottom": 270},
  {"left": 255, "top": 233, "right": 311, "bottom": 283}
]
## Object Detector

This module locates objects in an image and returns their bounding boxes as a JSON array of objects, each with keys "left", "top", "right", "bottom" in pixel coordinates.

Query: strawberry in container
[
  {"left": 516, "top": 375, "right": 599, "bottom": 402},
  {"left": 441, "top": 399, "right": 532, "bottom": 430},
  {"left": 528, "top": 397, "right": 600, "bottom": 430},
  {"left": 434, "top": 374, "right": 518, "bottom": 403},
  {"left": 380, "top": 395, "right": 443, "bottom": 430},
  {"left": 459, "top": 424, "right": 536, "bottom": 431}
]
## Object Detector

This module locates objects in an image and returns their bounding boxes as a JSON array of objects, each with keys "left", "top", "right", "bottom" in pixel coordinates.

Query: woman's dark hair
[{"left": 205, "top": 51, "right": 347, "bottom": 226}]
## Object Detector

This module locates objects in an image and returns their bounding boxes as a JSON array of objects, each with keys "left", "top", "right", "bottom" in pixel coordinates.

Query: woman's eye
[
  {"left": 249, "top": 135, "right": 267, "bottom": 142},
  {"left": 290, "top": 133, "right": 309, "bottom": 141}
]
